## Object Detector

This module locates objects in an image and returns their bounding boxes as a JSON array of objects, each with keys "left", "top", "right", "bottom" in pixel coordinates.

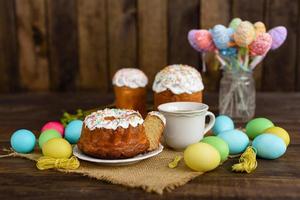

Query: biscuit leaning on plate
[{"left": 77, "top": 108, "right": 165, "bottom": 159}]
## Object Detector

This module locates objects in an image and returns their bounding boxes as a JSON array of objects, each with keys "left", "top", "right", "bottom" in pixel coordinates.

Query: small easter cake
[
  {"left": 78, "top": 108, "right": 165, "bottom": 159},
  {"left": 113, "top": 68, "right": 148, "bottom": 117},
  {"left": 152, "top": 64, "right": 204, "bottom": 109}
]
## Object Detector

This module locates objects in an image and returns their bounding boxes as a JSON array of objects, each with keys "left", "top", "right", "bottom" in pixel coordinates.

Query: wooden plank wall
[{"left": 0, "top": 0, "right": 299, "bottom": 93}]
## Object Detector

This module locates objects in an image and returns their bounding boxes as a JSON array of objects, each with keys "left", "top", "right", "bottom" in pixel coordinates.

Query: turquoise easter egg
[
  {"left": 212, "top": 115, "right": 234, "bottom": 135},
  {"left": 65, "top": 120, "right": 83, "bottom": 144},
  {"left": 10, "top": 129, "right": 36, "bottom": 153},
  {"left": 246, "top": 118, "right": 274, "bottom": 139},
  {"left": 218, "top": 129, "right": 249, "bottom": 155},
  {"left": 252, "top": 133, "right": 286, "bottom": 159},
  {"left": 211, "top": 25, "right": 231, "bottom": 49}
]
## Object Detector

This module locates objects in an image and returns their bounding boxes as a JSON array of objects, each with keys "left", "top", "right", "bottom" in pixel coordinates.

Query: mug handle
[{"left": 203, "top": 111, "right": 215, "bottom": 135}]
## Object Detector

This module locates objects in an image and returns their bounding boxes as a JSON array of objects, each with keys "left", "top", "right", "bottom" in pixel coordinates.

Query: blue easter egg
[
  {"left": 211, "top": 25, "right": 231, "bottom": 49},
  {"left": 64, "top": 120, "right": 83, "bottom": 144},
  {"left": 252, "top": 133, "right": 286, "bottom": 159},
  {"left": 218, "top": 129, "right": 249, "bottom": 155},
  {"left": 227, "top": 28, "right": 235, "bottom": 37},
  {"left": 10, "top": 129, "right": 36, "bottom": 153},
  {"left": 212, "top": 115, "right": 234, "bottom": 135}
]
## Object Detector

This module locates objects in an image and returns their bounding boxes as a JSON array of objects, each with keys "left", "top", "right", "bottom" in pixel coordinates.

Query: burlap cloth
[{"left": 7, "top": 148, "right": 203, "bottom": 194}]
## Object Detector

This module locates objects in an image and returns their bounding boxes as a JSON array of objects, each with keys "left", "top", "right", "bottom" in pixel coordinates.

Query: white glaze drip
[
  {"left": 152, "top": 64, "right": 204, "bottom": 94},
  {"left": 84, "top": 108, "right": 144, "bottom": 131},
  {"left": 113, "top": 68, "right": 148, "bottom": 88},
  {"left": 148, "top": 111, "right": 166, "bottom": 125}
]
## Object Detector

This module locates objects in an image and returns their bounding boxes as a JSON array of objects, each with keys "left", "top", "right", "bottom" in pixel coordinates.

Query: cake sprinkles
[{"left": 84, "top": 108, "right": 144, "bottom": 131}]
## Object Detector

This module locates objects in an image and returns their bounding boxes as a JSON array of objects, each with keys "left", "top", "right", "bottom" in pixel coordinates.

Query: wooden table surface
[{"left": 0, "top": 92, "right": 299, "bottom": 200}]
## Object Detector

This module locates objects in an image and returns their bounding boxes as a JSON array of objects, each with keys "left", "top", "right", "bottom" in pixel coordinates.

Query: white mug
[{"left": 158, "top": 102, "right": 215, "bottom": 150}]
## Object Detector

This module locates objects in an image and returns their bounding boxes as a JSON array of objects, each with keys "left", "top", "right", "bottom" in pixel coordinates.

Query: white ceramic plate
[{"left": 73, "top": 144, "right": 164, "bottom": 166}]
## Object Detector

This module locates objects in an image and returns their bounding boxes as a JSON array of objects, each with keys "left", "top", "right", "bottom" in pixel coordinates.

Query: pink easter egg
[
  {"left": 41, "top": 121, "right": 64, "bottom": 136},
  {"left": 249, "top": 33, "right": 272, "bottom": 56},
  {"left": 188, "top": 29, "right": 216, "bottom": 52},
  {"left": 268, "top": 26, "right": 287, "bottom": 50}
]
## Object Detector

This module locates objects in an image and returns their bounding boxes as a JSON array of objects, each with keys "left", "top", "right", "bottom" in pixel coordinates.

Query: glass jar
[{"left": 219, "top": 70, "right": 255, "bottom": 122}]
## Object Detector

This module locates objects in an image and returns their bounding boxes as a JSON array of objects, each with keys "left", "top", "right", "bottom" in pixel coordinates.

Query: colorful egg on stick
[
  {"left": 188, "top": 29, "right": 215, "bottom": 52},
  {"left": 254, "top": 21, "right": 266, "bottom": 34},
  {"left": 252, "top": 134, "right": 286, "bottom": 159},
  {"left": 10, "top": 129, "right": 36, "bottom": 153},
  {"left": 41, "top": 121, "right": 64, "bottom": 137},
  {"left": 249, "top": 33, "right": 272, "bottom": 56},
  {"left": 211, "top": 25, "right": 232, "bottom": 49},
  {"left": 229, "top": 18, "right": 242, "bottom": 30},
  {"left": 233, "top": 21, "right": 256, "bottom": 47},
  {"left": 268, "top": 26, "right": 287, "bottom": 50}
]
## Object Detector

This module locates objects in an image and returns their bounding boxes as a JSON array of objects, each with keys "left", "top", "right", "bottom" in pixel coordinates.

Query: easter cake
[
  {"left": 77, "top": 108, "right": 165, "bottom": 159},
  {"left": 152, "top": 64, "right": 204, "bottom": 109},
  {"left": 113, "top": 68, "right": 148, "bottom": 117}
]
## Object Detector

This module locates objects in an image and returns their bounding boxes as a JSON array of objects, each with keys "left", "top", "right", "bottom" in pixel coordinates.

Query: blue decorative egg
[
  {"left": 64, "top": 120, "right": 83, "bottom": 144},
  {"left": 10, "top": 129, "right": 36, "bottom": 153},
  {"left": 211, "top": 25, "right": 231, "bottom": 49},
  {"left": 252, "top": 133, "right": 286, "bottom": 159},
  {"left": 212, "top": 115, "right": 234, "bottom": 135},
  {"left": 217, "top": 129, "right": 249, "bottom": 155}
]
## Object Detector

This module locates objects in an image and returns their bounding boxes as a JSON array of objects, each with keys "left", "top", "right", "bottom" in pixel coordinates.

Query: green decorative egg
[
  {"left": 38, "top": 129, "right": 62, "bottom": 148},
  {"left": 201, "top": 136, "right": 229, "bottom": 162},
  {"left": 245, "top": 118, "right": 274, "bottom": 139}
]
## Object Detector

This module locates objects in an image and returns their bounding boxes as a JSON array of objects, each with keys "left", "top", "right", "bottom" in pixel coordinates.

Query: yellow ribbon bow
[
  {"left": 36, "top": 156, "right": 80, "bottom": 170},
  {"left": 232, "top": 146, "right": 257, "bottom": 173}
]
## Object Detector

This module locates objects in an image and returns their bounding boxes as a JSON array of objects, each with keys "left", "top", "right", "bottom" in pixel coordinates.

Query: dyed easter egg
[
  {"left": 252, "top": 134, "right": 286, "bottom": 159},
  {"left": 212, "top": 115, "right": 234, "bottom": 135},
  {"left": 41, "top": 121, "right": 64, "bottom": 136},
  {"left": 188, "top": 29, "right": 215, "bottom": 52},
  {"left": 265, "top": 126, "right": 290, "bottom": 146},
  {"left": 218, "top": 129, "right": 249, "bottom": 155},
  {"left": 42, "top": 138, "right": 72, "bottom": 159},
  {"left": 268, "top": 26, "right": 287, "bottom": 50},
  {"left": 184, "top": 142, "right": 220, "bottom": 172},
  {"left": 229, "top": 18, "right": 242, "bottom": 30},
  {"left": 211, "top": 25, "right": 232, "bottom": 49},
  {"left": 245, "top": 118, "right": 274, "bottom": 139},
  {"left": 233, "top": 21, "right": 256, "bottom": 47},
  {"left": 38, "top": 129, "right": 62, "bottom": 148},
  {"left": 254, "top": 21, "right": 266, "bottom": 34},
  {"left": 64, "top": 120, "right": 83, "bottom": 144},
  {"left": 249, "top": 33, "right": 272, "bottom": 56},
  {"left": 10, "top": 129, "right": 36, "bottom": 153},
  {"left": 201, "top": 136, "right": 229, "bottom": 162}
]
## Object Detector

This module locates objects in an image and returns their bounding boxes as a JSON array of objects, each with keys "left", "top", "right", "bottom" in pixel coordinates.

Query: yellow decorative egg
[
  {"left": 254, "top": 21, "right": 266, "bottom": 34},
  {"left": 265, "top": 126, "right": 290, "bottom": 146},
  {"left": 184, "top": 142, "right": 220, "bottom": 172},
  {"left": 233, "top": 21, "right": 256, "bottom": 47},
  {"left": 42, "top": 138, "right": 72, "bottom": 159}
]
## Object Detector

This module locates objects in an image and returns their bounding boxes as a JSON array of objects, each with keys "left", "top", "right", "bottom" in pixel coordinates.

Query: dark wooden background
[{"left": 0, "top": 0, "right": 299, "bottom": 93}]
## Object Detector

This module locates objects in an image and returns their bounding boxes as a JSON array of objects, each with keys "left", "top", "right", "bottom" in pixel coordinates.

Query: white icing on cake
[
  {"left": 84, "top": 108, "right": 144, "bottom": 131},
  {"left": 152, "top": 64, "right": 204, "bottom": 94},
  {"left": 148, "top": 111, "right": 166, "bottom": 125},
  {"left": 113, "top": 68, "right": 148, "bottom": 88}
]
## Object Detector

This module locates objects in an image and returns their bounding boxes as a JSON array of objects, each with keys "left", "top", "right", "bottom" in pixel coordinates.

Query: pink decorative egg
[
  {"left": 41, "top": 121, "right": 64, "bottom": 137},
  {"left": 268, "top": 26, "right": 287, "bottom": 50},
  {"left": 249, "top": 33, "right": 272, "bottom": 56},
  {"left": 188, "top": 29, "right": 216, "bottom": 52}
]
